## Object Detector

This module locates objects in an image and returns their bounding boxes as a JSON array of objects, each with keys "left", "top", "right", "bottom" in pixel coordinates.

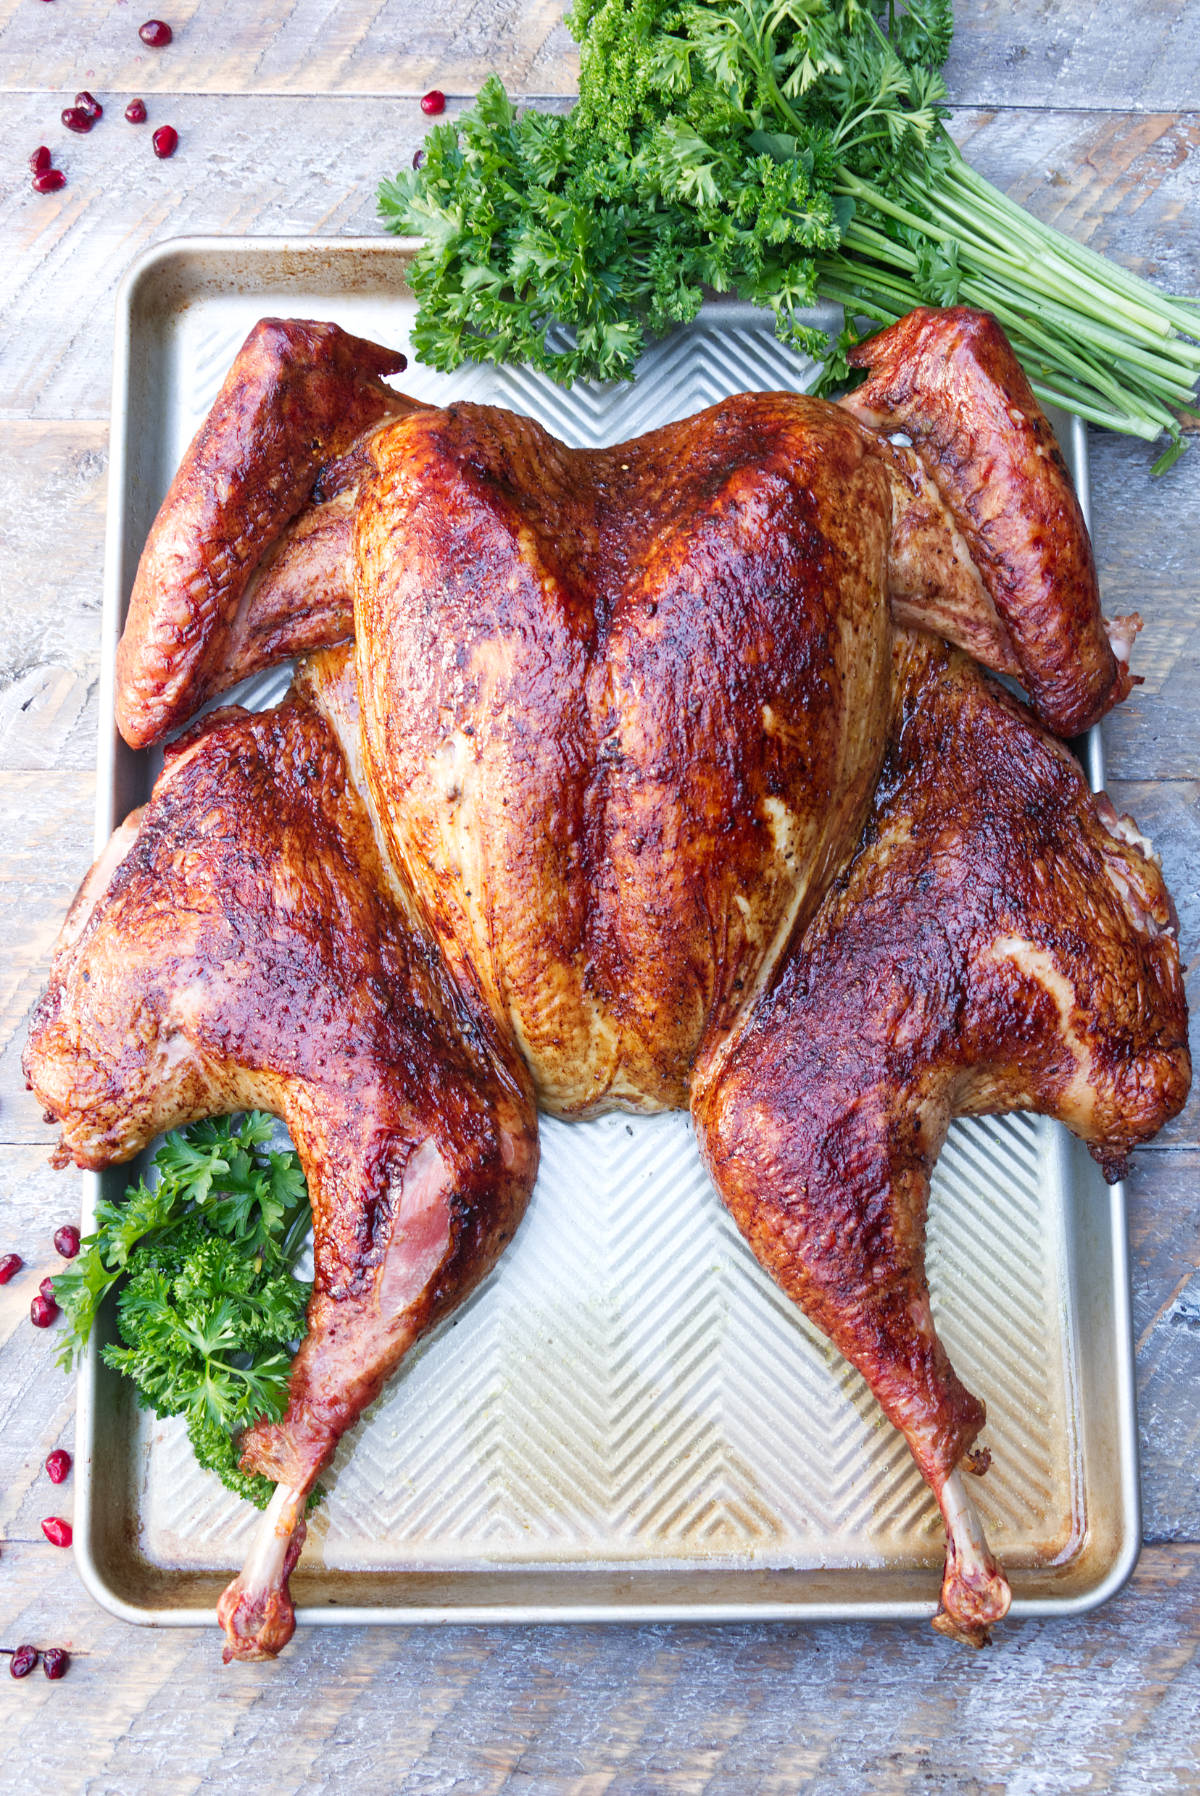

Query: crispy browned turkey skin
[{"left": 25, "top": 308, "right": 1188, "bottom": 1661}]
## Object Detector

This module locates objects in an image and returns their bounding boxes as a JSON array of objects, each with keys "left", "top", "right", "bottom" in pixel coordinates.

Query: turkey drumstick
[
  {"left": 693, "top": 633, "right": 1190, "bottom": 1644},
  {"left": 24, "top": 652, "right": 539, "bottom": 1662}
]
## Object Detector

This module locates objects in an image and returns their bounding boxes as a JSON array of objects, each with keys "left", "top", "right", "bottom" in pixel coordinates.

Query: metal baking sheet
[{"left": 71, "top": 236, "right": 1139, "bottom": 1633}]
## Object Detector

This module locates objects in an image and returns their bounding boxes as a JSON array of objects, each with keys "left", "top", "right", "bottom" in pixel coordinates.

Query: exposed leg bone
[
  {"left": 217, "top": 1482, "right": 308, "bottom": 1663},
  {"left": 932, "top": 1469, "right": 1011, "bottom": 1648}
]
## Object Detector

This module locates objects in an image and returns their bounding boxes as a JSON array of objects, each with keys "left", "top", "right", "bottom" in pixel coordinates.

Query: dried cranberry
[
  {"left": 32, "top": 169, "right": 66, "bottom": 193},
  {"left": 411, "top": 148, "right": 426, "bottom": 170},
  {"left": 75, "top": 92, "right": 103, "bottom": 122},
  {"left": 139, "top": 19, "right": 173, "bottom": 47},
  {"left": 9, "top": 1645, "right": 38, "bottom": 1679},
  {"left": 42, "top": 1648, "right": 69, "bottom": 1680},
  {"left": 53, "top": 1225, "right": 80, "bottom": 1259},
  {"left": 125, "top": 97, "right": 148, "bottom": 124},
  {"left": 61, "top": 107, "right": 94, "bottom": 134},
  {"left": 30, "top": 1293, "right": 58, "bottom": 1327},
  {"left": 29, "top": 146, "right": 52, "bottom": 175},
  {"left": 152, "top": 125, "right": 178, "bottom": 159},
  {"left": 0, "top": 1252, "right": 22, "bottom": 1284},
  {"left": 41, "top": 1517, "right": 72, "bottom": 1548},
  {"left": 45, "top": 1449, "right": 72, "bottom": 1485},
  {"left": 420, "top": 90, "right": 446, "bottom": 116}
]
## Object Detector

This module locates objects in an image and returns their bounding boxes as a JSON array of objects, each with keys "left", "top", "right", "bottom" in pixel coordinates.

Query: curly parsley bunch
[
  {"left": 54, "top": 1115, "right": 312, "bottom": 1509},
  {"left": 381, "top": 0, "right": 1199, "bottom": 466}
]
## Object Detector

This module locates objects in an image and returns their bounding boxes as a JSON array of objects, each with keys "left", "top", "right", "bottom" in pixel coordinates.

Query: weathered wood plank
[
  {"left": 1, "top": 93, "right": 419, "bottom": 422},
  {"left": 943, "top": 0, "right": 1200, "bottom": 115},
  {"left": 0, "top": 1148, "right": 81, "bottom": 1544},
  {"left": 0, "top": 0, "right": 576, "bottom": 98},
  {"left": 1092, "top": 428, "right": 1200, "bottom": 784},
  {"left": 2, "top": 0, "right": 1199, "bottom": 111},
  {"left": 0, "top": 772, "right": 93, "bottom": 1148},
  {"left": 0, "top": 423, "right": 106, "bottom": 774},
  {"left": 0, "top": 1530, "right": 1196, "bottom": 1793},
  {"left": 950, "top": 106, "right": 1200, "bottom": 295},
  {"left": 1127, "top": 1149, "right": 1200, "bottom": 1544}
]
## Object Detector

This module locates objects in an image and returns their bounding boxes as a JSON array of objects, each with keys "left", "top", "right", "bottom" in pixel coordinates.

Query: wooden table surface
[{"left": 1, "top": 3, "right": 1198, "bottom": 1789}]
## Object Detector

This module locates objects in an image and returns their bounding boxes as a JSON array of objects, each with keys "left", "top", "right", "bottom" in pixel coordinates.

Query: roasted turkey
[{"left": 24, "top": 306, "right": 1189, "bottom": 1660}]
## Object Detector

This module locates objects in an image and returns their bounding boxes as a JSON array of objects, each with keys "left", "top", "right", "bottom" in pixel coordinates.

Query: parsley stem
[
  {"left": 899, "top": 170, "right": 1189, "bottom": 349},
  {"left": 943, "top": 157, "right": 1200, "bottom": 341},
  {"left": 838, "top": 169, "right": 1182, "bottom": 354}
]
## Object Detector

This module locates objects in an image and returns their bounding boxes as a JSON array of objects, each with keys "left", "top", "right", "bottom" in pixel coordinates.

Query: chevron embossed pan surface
[{"left": 72, "top": 237, "right": 1139, "bottom": 1633}]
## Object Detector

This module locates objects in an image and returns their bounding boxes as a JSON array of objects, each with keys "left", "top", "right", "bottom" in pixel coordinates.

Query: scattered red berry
[
  {"left": 40, "top": 1517, "right": 72, "bottom": 1549},
  {"left": 29, "top": 146, "right": 52, "bottom": 175},
  {"left": 125, "top": 97, "right": 147, "bottom": 124},
  {"left": 420, "top": 90, "right": 446, "bottom": 116},
  {"left": 42, "top": 1648, "right": 69, "bottom": 1680},
  {"left": 53, "top": 1225, "right": 80, "bottom": 1259},
  {"left": 45, "top": 1450, "right": 71, "bottom": 1485},
  {"left": 0, "top": 1253, "right": 22, "bottom": 1284},
  {"left": 139, "top": 19, "right": 173, "bottom": 47},
  {"left": 32, "top": 169, "right": 66, "bottom": 193},
  {"left": 61, "top": 107, "right": 94, "bottom": 134},
  {"left": 30, "top": 1293, "right": 58, "bottom": 1327},
  {"left": 8, "top": 1646, "right": 38, "bottom": 1679},
  {"left": 152, "top": 124, "right": 178, "bottom": 158},
  {"left": 75, "top": 91, "right": 103, "bottom": 122},
  {"left": 412, "top": 148, "right": 426, "bottom": 169},
  {"left": 39, "top": 1276, "right": 57, "bottom": 1303}
]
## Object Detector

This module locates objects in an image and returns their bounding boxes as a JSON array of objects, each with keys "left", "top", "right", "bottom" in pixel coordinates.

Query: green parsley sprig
[
  {"left": 53, "top": 1115, "right": 312, "bottom": 1509},
  {"left": 380, "top": 0, "right": 1199, "bottom": 467}
]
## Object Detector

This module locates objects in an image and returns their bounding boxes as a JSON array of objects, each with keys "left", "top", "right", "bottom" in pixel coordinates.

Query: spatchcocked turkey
[{"left": 25, "top": 307, "right": 1189, "bottom": 1660}]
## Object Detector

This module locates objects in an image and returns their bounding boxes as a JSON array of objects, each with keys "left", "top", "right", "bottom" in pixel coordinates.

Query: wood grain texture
[
  {"left": 0, "top": 0, "right": 578, "bottom": 98},
  {"left": 1127, "top": 1150, "right": 1200, "bottom": 1543},
  {"left": 0, "top": 1532, "right": 1196, "bottom": 1794},
  {"left": 3, "top": 0, "right": 1200, "bottom": 109},
  {"left": 0, "top": 772, "right": 94, "bottom": 1149},
  {"left": 1, "top": 0, "right": 1199, "bottom": 1780},
  {"left": 0, "top": 423, "right": 106, "bottom": 774},
  {"left": 951, "top": 106, "right": 1200, "bottom": 297},
  {"left": 942, "top": 0, "right": 1200, "bottom": 114},
  {"left": 1094, "top": 428, "right": 1200, "bottom": 784}
]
